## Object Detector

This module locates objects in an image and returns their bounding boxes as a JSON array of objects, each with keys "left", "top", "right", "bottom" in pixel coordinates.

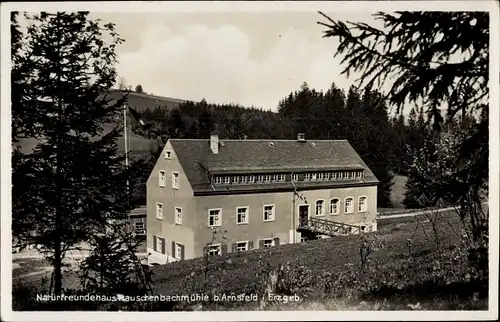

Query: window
[
  {"left": 350, "top": 171, "right": 356, "bottom": 178},
  {"left": 311, "top": 173, "right": 317, "bottom": 180},
  {"left": 330, "top": 198, "right": 340, "bottom": 215},
  {"left": 256, "top": 175, "right": 264, "bottom": 183},
  {"left": 165, "top": 150, "right": 172, "bottom": 159},
  {"left": 331, "top": 172, "right": 338, "bottom": 180},
  {"left": 304, "top": 173, "right": 311, "bottom": 181},
  {"left": 262, "top": 239, "right": 274, "bottom": 248},
  {"left": 345, "top": 198, "right": 354, "bottom": 214},
  {"left": 155, "top": 236, "right": 164, "bottom": 253},
  {"left": 208, "top": 209, "right": 221, "bottom": 227},
  {"left": 207, "top": 244, "right": 221, "bottom": 256},
  {"left": 241, "top": 176, "right": 248, "bottom": 184},
  {"left": 236, "top": 207, "right": 249, "bottom": 224},
  {"left": 318, "top": 173, "right": 324, "bottom": 180},
  {"left": 213, "top": 176, "right": 222, "bottom": 184},
  {"left": 292, "top": 173, "right": 299, "bottom": 182},
  {"left": 248, "top": 175, "right": 255, "bottom": 183},
  {"left": 278, "top": 174, "right": 286, "bottom": 181},
  {"left": 175, "top": 207, "right": 182, "bottom": 225},
  {"left": 158, "top": 170, "right": 166, "bottom": 187},
  {"left": 272, "top": 174, "right": 279, "bottom": 182},
  {"left": 358, "top": 196, "right": 367, "bottom": 212},
  {"left": 232, "top": 176, "right": 239, "bottom": 184},
  {"left": 134, "top": 222, "right": 145, "bottom": 235},
  {"left": 172, "top": 172, "right": 180, "bottom": 189},
  {"left": 338, "top": 172, "right": 344, "bottom": 179},
  {"left": 223, "top": 176, "right": 230, "bottom": 184},
  {"left": 264, "top": 174, "right": 272, "bottom": 182},
  {"left": 315, "top": 200, "right": 325, "bottom": 216},
  {"left": 174, "top": 242, "right": 183, "bottom": 259},
  {"left": 324, "top": 173, "right": 330, "bottom": 180},
  {"left": 300, "top": 236, "right": 308, "bottom": 243},
  {"left": 236, "top": 241, "right": 248, "bottom": 252},
  {"left": 357, "top": 171, "right": 362, "bottom": 178},
  {"left": 263, "top": 205, "right": 275, "bottom": 221},
  {"left": 156, "top": 202, "right": 163, "bottom": 219}
]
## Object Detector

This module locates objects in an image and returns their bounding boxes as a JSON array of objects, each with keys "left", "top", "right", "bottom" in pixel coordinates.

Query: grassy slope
[
  {"left": 149, "top": 210, "right": 483, "bottom": 310},
  {"left": 14, "top": 90, "right": 177, "bottom": 156},
  {"left": 12, "top": 210, "right": 486, "bottom": 311}
]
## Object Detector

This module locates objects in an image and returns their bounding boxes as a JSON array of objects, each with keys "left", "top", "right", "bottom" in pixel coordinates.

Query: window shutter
[
  {"left": 258, "top": 240, "right": 264, "bottom": 249},
  {"left": 153, "top": 236, "right": 157, "bottom": 252},
  {"left": 161, "top": 238, "right": 166, "bottom": 254},
  {"left": 180, "top": 244, "right": 185, "bottom": 260},
  {"left": 248, "top": 241, "right": 254, "bottom": 250},
  {"left": 273, "top": 237, "right": 280, "bottom": 246},
  {"left": 221, "top": 244, "right": 228, "bottom": 255},
  {"left": 231, "top": 243, "right": 237, "bottom": 253},
  {"left": 172, "top": 241, "right": 176, "bottom": 258}
]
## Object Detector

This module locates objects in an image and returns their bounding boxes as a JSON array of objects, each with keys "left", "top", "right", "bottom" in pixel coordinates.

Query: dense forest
[{"left": 127, "top": 81, "right": 472, "bottom": 209}]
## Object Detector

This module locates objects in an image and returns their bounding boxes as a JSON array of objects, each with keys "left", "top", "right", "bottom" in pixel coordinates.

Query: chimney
[
  {"left": 210, "top": 131, "right": 219, "bottom": 154},
  {"left": 297, "top": 133, "right": 306, "bottom": 142}
]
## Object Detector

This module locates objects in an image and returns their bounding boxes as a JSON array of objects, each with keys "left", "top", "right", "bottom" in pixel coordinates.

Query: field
[
  {"left": 147, "top": 209, "right": 486, "bottom": 311},
  {"left": 12, "top": 209, "right": 487, "bottom": 311}
]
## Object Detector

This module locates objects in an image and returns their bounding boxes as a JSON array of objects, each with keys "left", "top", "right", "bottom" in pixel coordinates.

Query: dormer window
[{"left": 165, "top": 150, "right": 172, "bottom": 159}]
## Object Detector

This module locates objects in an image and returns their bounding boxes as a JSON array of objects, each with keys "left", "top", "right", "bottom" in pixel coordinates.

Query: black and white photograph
[{"left": 1, "top": 1, "right": 498, "bottom": 321}]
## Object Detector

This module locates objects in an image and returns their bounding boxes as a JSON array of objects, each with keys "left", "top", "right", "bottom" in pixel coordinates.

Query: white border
[
  {"left": 207, "top": 208, "right": 222, "bottom": 227},
  {"left": 156, "top": 202, "right": 163, "bottom": 220},
  {"left": 174, "top": 206, "right": 182, "bottom": 225},
  {"left": 329, "top": 197, "right": 340, "bottom": 215},
  {"left": 1, "top": 1, "right": 498, "bottom": 321},
  {"left": 171, "top": 171, "right": 179, "bottom": 189},
  {"left": 262, "top": 204, "right": 275, "bottom": 222},
  {"left": 358, "top": 195, "right": 368, "bottom": 212},
  {"left": 235, "top": 240, "right": 249, "bottom": 252},
  {"left": 314, "top": 199, "right": 325, "bottom": 216},
  {"left": 344, "top": 196, "right": 354, "bottom": 214},
  {"left": 158, "top": 169, "right": 166, "bottom": 187},
  {"left": 235, "top": 206, "right": 249, "bottom": 225}
]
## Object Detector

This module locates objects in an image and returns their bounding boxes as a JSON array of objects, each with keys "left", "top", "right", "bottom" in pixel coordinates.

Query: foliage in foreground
[{"left": 12, "top": 211, "right": 488, "bottom": 311}]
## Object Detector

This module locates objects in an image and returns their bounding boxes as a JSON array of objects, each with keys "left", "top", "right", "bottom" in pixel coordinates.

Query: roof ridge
[
  {"left": 109, "top": 89, "right": 188, "bottom": 103},
  {"left": 169, "top": 138, "right": 349, "bottom": 142}
]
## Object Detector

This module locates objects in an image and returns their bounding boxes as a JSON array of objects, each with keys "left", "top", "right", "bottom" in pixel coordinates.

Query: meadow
[{"left": 12, "top": 208, "right": 487, "bottom": 311}]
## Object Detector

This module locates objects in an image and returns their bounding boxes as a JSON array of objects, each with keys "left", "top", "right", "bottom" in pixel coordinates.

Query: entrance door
[{"left": 298, "top": 205, "right": 309, "bottom": 227}]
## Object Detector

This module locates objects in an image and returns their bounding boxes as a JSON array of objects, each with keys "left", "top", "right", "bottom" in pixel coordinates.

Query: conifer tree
[
  {"left": 319, "top": 11, "right": 489, "bottom": 242},
  {"left": 11, "top": 12, "right": 138, "bottom": 296}
]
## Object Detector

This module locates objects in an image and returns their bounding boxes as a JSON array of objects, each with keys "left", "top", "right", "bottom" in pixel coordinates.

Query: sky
[{"left": 91, "top": 11, "right": 382, "bottom": 112}]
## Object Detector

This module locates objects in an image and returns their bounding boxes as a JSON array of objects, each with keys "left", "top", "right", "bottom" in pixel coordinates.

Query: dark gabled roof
[{"left": 169, "top": 139, "right": 378, "bottom": 194}]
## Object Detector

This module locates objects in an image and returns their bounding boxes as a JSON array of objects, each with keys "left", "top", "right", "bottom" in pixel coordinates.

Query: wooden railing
[{"left": 297, "top": 217, "right": 362, "bottom": 237}]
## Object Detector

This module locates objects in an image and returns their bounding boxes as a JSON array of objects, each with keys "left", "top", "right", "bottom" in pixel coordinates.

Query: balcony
[{"left": 297, "top": 217, "right": 362, "bottom": 237}]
